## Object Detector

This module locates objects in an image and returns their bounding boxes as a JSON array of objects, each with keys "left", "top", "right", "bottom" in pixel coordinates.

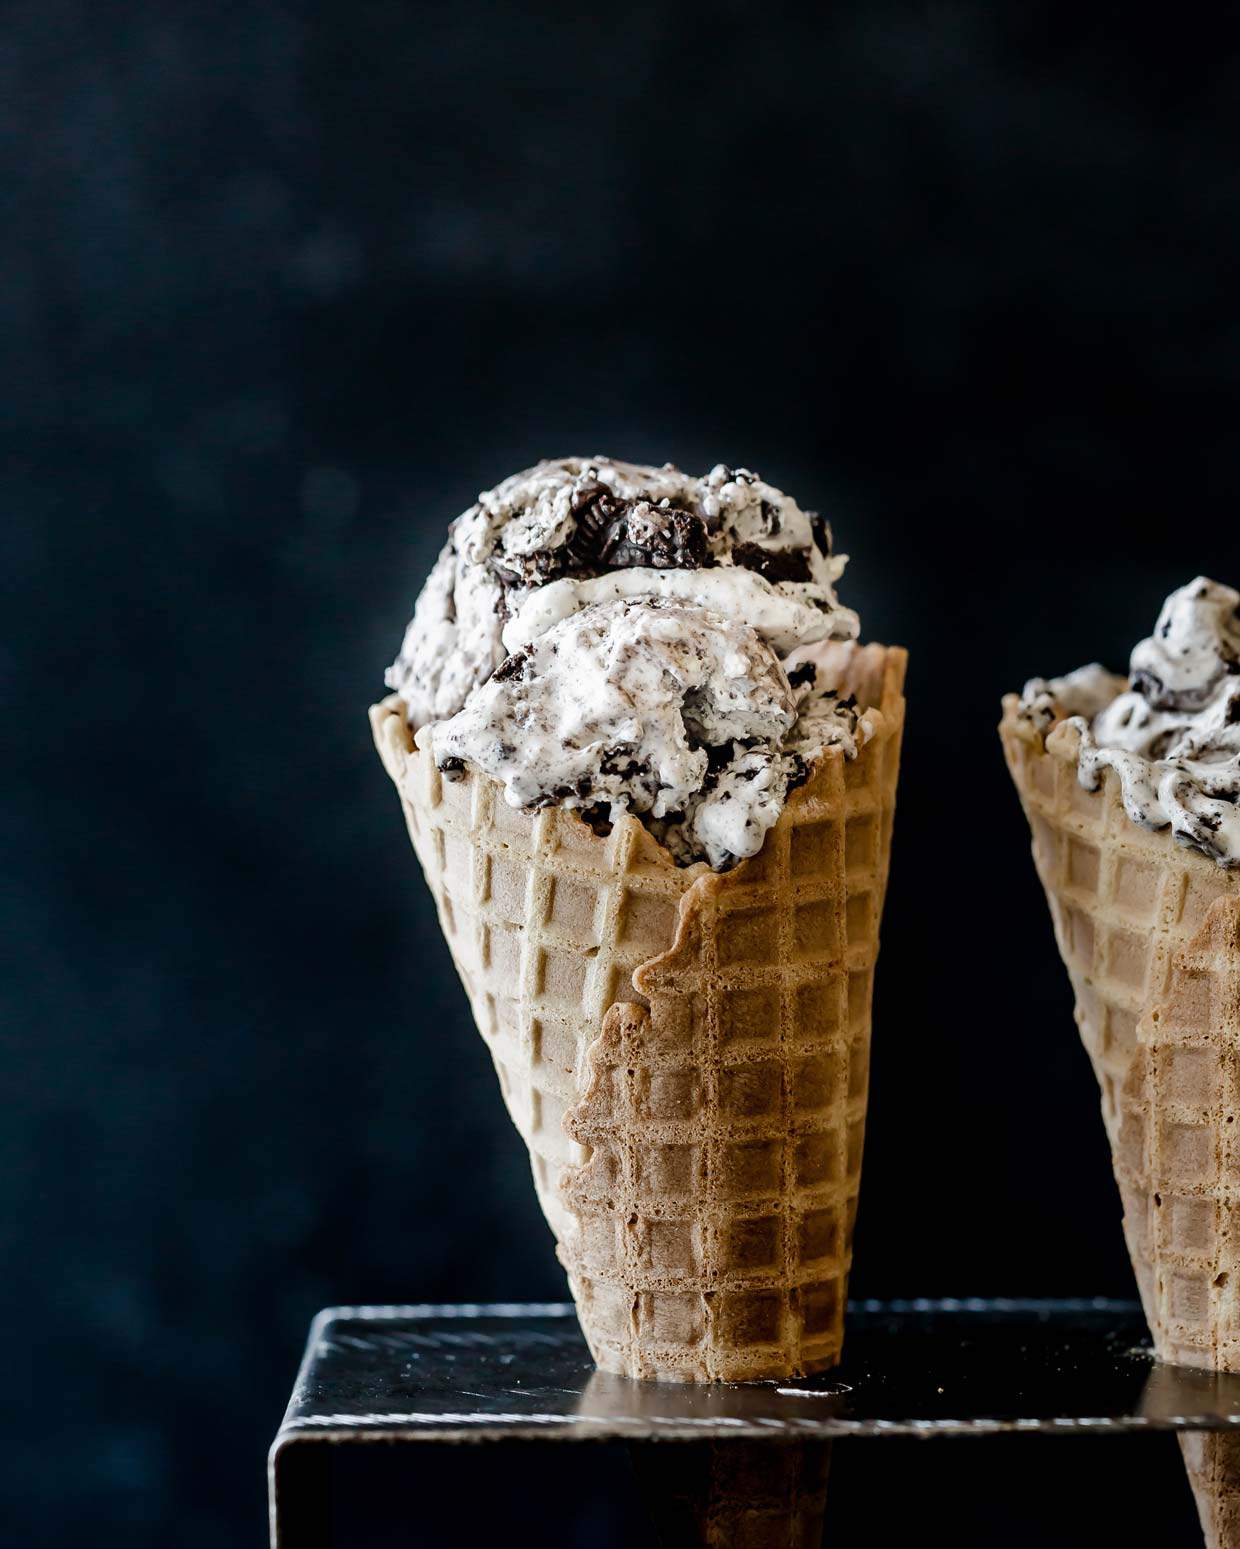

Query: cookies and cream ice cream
[
  {"left": 1020, "top": 577, "right": 1240, "bottom": 867},
  {"left": 385, "top": 456, "right": 868, "bottom": 869}
]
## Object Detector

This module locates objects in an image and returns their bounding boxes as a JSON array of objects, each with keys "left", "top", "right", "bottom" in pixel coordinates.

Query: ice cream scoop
[
  {"left": 386, "top": 457, "right": 867, "bottom": 868},
  {"left": 1019, "top": 577, "right": 1240, "bottom": 867},
  {"left": 430, "top": 598, "right": 872, "bottom": 870}
]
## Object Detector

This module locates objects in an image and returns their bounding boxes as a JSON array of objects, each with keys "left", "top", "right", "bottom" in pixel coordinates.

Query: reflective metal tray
[{"left": 269, "top": 1300, "right": 1240, "bottom": 1547}]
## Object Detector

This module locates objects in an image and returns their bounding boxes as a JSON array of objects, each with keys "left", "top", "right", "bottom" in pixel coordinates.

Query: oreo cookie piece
[
  {"left": 1131, "top": 668, "right": 1220, "bottom": 713},
  {"left": 567, "top": 486, "right": 710, "bottom": 572},
  {"left": 731, "top": 542, "right": 812, "bottom": 584},
  {"left": 599, "top": 744, "right": 642, "bottom": 781},
  {"left": 488, "top": 646, "right": 532, "bottom": 684}
]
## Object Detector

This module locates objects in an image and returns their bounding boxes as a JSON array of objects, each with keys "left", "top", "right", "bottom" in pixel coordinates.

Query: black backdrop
[{"left": 6, "top": 3, "right": 1240, "bottom": 1544}]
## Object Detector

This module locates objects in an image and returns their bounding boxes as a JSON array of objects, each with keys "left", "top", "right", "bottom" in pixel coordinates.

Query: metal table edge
[{"left": 268, "top": 1297, "right": 1240, "bottom": 1453}]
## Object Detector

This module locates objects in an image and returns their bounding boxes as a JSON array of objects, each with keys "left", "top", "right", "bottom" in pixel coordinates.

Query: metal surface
[
  {"left": 274, "top": 1298, "right": 1240, "bottom": 1442},
  {"left": 268, "top": 1299, "right": 1240, "bottom": 1546}
]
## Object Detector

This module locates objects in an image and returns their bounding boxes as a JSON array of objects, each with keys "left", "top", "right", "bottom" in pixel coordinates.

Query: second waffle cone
[{"left": 1001, "top": 701, "right": 1240, "bottom": 1546}]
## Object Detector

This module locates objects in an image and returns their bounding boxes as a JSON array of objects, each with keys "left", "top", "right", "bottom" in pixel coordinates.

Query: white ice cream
[
  {"left": 386, "top": 456, "right": 870, "bottom": 869},
  {"left": 501, "top": 566, "right": 846, "bottom": 659},
  {"left": 431, "top": 600, "right": 871, "bottom": 870},
  {"left": 385, "top": 540, "right": 506, "bottom": 728},
  {"left": 1019, "top": 577, "right": 1240, "bottom": 868},
  {"left": 1017, "top": 663, "right": 1127, "bottom": 734}
]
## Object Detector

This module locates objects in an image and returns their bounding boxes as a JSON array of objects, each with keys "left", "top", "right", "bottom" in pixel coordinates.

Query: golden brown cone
[
  {"left": 373, "top": 641, "right": 906, "bottom": 1381},
  {"left": 630, "top": 1439, "right": 831, "bottom": 1548},
  {"left": 1182, "top": 1433, "right": 1240, "bottom": 1549},
  {"left": 1001, "top": 698, "right": 1240, "bottom": 1544}
]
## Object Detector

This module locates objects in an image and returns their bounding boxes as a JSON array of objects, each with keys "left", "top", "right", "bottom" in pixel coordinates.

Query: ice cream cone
[
  {"left": 1001, "top": 699, "right": 1240, "bottom": 1541},
  {"left": 1182, "top": 1433, "right": 1240, "bottom": 1549},
  {"left": 374, "top": 641, "right": 906, "bottom": 1382},
  {"left": 630, "top": 1439, "right": 831, "bottom": 1548}
]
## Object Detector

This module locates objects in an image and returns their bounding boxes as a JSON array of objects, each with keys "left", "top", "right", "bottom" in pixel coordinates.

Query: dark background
[{"left": 6, "top": 2, "right": 1240, "bottom": 1543}]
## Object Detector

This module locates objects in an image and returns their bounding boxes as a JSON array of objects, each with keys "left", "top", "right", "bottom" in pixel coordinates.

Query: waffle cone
[
  {"left": 373, "top": 641, "right": 906, "bottom": 1381},
  {"left": 1181, "top": 1433, "right": 1240, "bottom": 1549},
  {"left": 1001, "top": 699, "right": 1240, "bottom": 1543},
  {"left": 630, "top": 1440, "right": 831, "bottom": 1547}
]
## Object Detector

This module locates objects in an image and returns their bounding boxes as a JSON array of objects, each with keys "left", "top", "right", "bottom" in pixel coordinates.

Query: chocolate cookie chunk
[
  {"left": 488, "top": 646, "right": 532, "bottom": 684},
  {"left": 731, "top": 542, "right": 812, "bottom": 585},
  {"left": 1130, "top": 668, "right": 1220, "bottom": 713},
  {"left": 567, "top": 486, "right": 709, "bottom": 572}
]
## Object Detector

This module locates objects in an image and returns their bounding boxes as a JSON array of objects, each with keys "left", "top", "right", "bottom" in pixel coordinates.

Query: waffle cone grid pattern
[
  {"left": 1002, "top": 708, "right": 1240, "bottom": 1372},
  {"left": 374, "top": 643, "right": 906, "bottom": 1381},
  {"left": 1002, "top": 706, "right": 1240, "bottom": 1547},
  {"left": 631, "top": 1439, "right": 831, "bottom": 1549},
  {"left": 1182, "top": 1432, "right": 1240, "bottom": 1549}
]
